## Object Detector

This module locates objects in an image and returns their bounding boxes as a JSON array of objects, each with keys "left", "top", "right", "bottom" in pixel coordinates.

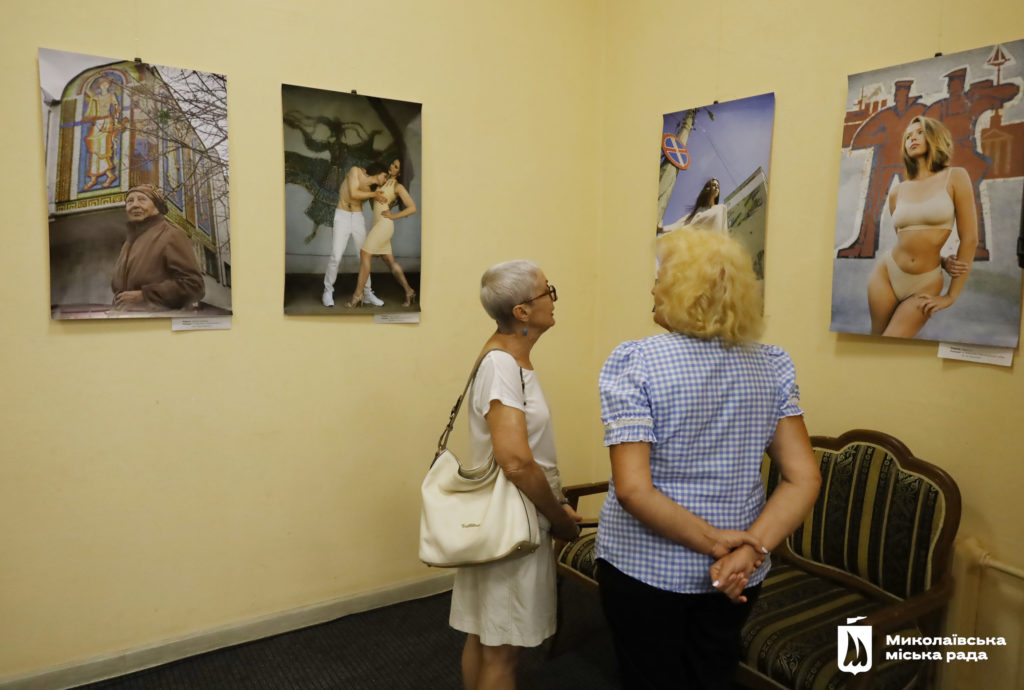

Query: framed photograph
[
  {"left": 282, "top": 85, "right": 422, "bottom": 315},
  {"left": 40, "top": 48, "right": 231, "bottom": 319},
  {"left": 830, "top": 41, "right": 1023, "bottom": 347},
  {"left": 657, "top": 93, "right": 775, "bottom": 282}
]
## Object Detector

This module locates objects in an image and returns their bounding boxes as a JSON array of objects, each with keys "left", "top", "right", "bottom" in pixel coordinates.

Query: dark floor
[
  {"left": 284, "top": 272, "right": 421, "bottom": 316},
  {"left": 75, "top": 587, "right": 621, "bottom": 690}
]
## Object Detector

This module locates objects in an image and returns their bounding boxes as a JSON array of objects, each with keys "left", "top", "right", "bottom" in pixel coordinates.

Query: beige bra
[{"left": 892, "top": 167, "right": 954, "bottom": 232}]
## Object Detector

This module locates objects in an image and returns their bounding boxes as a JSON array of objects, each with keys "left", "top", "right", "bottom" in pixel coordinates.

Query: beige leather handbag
[{"left": 418, "top": 350, "right": 540, "bottom": 568}]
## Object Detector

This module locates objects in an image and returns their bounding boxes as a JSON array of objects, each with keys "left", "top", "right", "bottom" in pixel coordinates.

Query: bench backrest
[{"left": 761, "top": 429, "right": 961, "bottom": 600}]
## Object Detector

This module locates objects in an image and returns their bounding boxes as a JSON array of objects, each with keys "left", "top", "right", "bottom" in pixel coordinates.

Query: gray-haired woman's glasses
[{"left": 522, "top": 283, "right": 557, "bottom": 304}]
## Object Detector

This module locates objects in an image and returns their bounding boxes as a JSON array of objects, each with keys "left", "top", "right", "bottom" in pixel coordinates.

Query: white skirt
[
  {"left": 448, "top": 520, "right": 556, "bottom": 647},
  {"left": 449, "top": 466, "right": 562, "bottom": 647}
]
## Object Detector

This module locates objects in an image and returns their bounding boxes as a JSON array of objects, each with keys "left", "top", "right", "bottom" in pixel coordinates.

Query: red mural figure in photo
[
  {"left": 838, "top": 80, "right": 925, "bottom": 258},
  {"left": 923, "top": 68, "right": 1018, "bottom": 260}
]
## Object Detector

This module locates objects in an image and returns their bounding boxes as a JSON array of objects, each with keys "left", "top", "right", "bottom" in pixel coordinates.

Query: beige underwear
[{"left": 883, "top": 250, "right": 942, "bottom": 300}]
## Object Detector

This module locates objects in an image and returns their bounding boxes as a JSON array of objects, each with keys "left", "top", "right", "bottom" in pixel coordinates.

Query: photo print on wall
[
  {"left": 282, "top": 85, "right": 422, "bottom": 315},
  {"left": 657, "top": 93, "right": 775, "bottom": 284},
  {"left": 40, "top": 48, "right": 231, "bottom": 320},
  {"left": 830, "top": 40, "right": 1024, "bottom": 347}
]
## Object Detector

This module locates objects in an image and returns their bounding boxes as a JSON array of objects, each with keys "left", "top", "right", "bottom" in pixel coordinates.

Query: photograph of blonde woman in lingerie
[
  {"left": 830, "top": 41, "right": 1024, "bottom": 348},
  {"left": 867, "top": 116, "right": 976, "bottom": 337}
]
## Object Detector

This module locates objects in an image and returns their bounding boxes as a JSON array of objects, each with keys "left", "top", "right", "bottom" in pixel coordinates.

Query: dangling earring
[{"left": 521, "top": 328, "right": 528, "bottom": 336}]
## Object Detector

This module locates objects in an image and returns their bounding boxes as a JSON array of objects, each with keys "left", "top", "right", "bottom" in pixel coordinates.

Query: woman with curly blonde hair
[
  {"left": 595, "top": 230, "right": 821, "bottom": 690},
  {"left": 653, "top": 226, "right": 763, "bottom": 341}
]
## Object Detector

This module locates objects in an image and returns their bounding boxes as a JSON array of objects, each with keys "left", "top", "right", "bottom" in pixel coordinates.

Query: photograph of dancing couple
[{"left": 283, "top": 84, "right": 422, "bottom": 316}]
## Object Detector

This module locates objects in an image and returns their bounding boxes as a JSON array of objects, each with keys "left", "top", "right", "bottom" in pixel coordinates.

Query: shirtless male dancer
[{"left": 322, "top": 165, "right": 388, "bottom": 307}]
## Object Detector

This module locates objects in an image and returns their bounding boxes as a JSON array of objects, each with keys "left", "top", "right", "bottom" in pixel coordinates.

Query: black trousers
[{"left": 596, "top": 559, "right": 760, "bottom": 690}]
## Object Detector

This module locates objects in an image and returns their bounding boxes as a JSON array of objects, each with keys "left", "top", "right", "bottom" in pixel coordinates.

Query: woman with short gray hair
[
  {"left": 449, "top": 259, "right": 581, "bottom": 690},
  {"left": 479, "top": 260, "right": 543, "bottom": 332}
]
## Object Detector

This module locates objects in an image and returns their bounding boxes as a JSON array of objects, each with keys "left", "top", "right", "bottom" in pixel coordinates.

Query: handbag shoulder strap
[{"left": 434, "top": 348, "right": 524, "bottom": 460}]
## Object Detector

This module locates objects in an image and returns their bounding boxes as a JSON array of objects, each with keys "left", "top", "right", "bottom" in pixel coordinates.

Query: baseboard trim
[{"left": 1, "top": 572, "right": 455, "bottom": 690}]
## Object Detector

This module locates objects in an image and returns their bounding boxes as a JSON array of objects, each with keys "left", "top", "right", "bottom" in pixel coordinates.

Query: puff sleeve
[
  {"left": 599, "top": 341, "right": 657, "bottom": 446},
  {"left": 764, "top": 345, "right": 803, "bottom": 419}
]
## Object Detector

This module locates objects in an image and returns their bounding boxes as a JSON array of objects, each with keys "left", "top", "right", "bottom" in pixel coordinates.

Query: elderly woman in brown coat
[{"left": 111, "top": 185, "right": 205, "bottom": 311}]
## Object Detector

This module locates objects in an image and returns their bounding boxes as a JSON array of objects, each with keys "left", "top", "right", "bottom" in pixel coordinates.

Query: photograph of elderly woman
[
  {"left": 40, "top": 48, "right": 231, "bottom": 320},
  {"left": 830, "top": 41, "right": 1024, "bottom": 347},
  {"left": 282, "top": 85, "right": 421, "bottom": 316},
  {"left": 657, "top": 93, "right": 775, "bottom": 282}
]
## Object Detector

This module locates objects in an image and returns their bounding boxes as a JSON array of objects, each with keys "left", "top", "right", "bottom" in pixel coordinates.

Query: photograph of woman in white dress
[{"left": 657, "top": 93, "right": 776, "bottom": 281}]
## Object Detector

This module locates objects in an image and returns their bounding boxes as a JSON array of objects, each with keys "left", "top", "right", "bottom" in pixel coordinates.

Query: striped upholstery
[
  {"left": 764, "top": 441, "right": 948, "bottom": 600},
  {"left": 561, "top": 441, "right": 949, "bottom": 599},
  {"left": 741, "top": 562, "right": 922, "bottom": 689},
  {"left": 555, "top": 432, "right": 960, "bottom": 690},
  {"left": 557, "top": 530, "right": 599, "bottom": 583}
]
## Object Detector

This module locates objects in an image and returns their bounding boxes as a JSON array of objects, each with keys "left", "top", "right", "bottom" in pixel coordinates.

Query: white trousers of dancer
[{"left": 323, "top": 209, "right": 372, "bottom": 292}]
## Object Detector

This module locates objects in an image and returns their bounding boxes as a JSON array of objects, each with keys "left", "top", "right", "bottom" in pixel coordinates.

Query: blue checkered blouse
[{"left": 594, "top": 333, "right": 803, "bottom": 593}]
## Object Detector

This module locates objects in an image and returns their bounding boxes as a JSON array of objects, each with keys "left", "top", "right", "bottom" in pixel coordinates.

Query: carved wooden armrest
[{"left": 562, "top": 481, "right": 609, "bottom": 511}]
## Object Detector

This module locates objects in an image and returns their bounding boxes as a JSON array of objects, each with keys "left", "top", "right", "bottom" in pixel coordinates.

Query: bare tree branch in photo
[{"left": 119, "top": 64, "right": 229, "bottom": 234}]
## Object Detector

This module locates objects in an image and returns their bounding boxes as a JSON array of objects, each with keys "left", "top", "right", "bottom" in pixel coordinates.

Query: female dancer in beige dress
[
  {"left": 347, "top": 157, "right": 418, "bottom": 307},
  {"left": 867, "top": 116, "right": 976, "bottom": 337}
]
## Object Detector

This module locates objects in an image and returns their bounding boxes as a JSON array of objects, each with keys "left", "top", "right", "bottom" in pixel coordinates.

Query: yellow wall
[
  {"left": 595, "top": 3, "right": 1024, "bottom": 685},
  {"left": 594, "top": 0, "right": 1024, "bottom": 558},
  {"left": 1, "top": 0, "right": 1022, "bottom": 681},
  {"left": 1, "top": 0, "right": 602, "bottom": 678}
]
